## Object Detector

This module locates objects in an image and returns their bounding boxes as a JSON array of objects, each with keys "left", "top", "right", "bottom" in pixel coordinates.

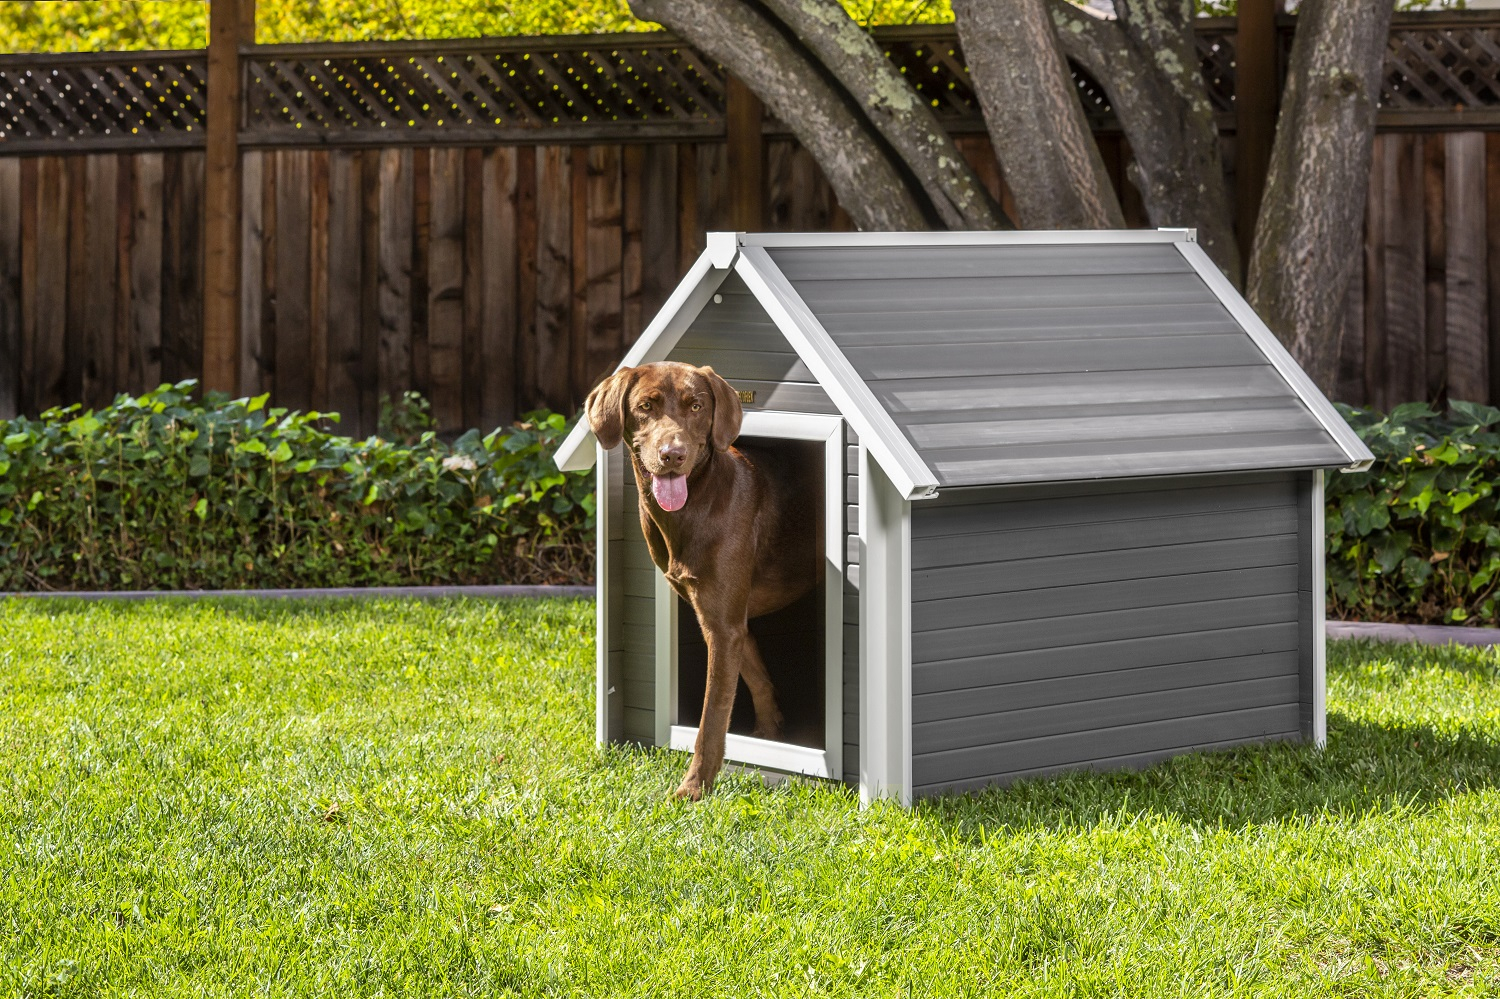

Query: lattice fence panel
[
  {"left": 243, "top": 40, "right": 726, "bottom": 141},
  {"left": 1383, "top": 24, "right": 1500, "bottom": 111},
  {"left": 0, "top": 54, "right": 207, "bottom": 148}
]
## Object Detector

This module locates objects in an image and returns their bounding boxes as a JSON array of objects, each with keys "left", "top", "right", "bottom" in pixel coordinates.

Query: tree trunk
[
  {"left": 1247, "top": 0, "right": 1393, "bottom": 391},
  {"left": 1051, "top": 0, "right": 1240, "bottom": 281},
  {"left": 953, "top": 0, "right": 1123, "bottom": 229},
  {"left": 757, "top": 0, "right": 1010, "bottom": 230},
  {"left": 628, "top": 0, "right": 929, "bottom": 231}
]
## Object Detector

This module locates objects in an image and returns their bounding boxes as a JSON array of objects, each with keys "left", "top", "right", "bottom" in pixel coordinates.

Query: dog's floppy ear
[
  {"left": 584, "top": 367, "right": 636, "bottom": 450},
  {"left": 698, "top": 366, "right": 743, "bottom": 452}
]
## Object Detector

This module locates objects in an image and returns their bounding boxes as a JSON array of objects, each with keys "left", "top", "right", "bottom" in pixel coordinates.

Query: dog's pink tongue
[{"left": 651, "top": 473, "right": 688, "bottom": 512}]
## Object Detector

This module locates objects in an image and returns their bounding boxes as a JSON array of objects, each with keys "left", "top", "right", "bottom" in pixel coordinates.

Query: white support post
[
  {"left": 595, "top": 443, "right": 611, "bottom": 746},
  {"left": 1312, "top": 468, "right": 1327, "bottom": 748},
  {"left": 859, "top": 450, "right": 912, "bottom": 806}
]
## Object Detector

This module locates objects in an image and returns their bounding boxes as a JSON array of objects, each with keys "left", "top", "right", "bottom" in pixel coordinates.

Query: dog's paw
[{"left": 673, "top": 774, "right": 709, "bottom": 801}]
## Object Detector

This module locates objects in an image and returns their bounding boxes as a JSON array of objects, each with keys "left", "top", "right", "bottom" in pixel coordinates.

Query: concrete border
[
  {"left": 1327, "top": 620, "right": 1500, "bottom": 647},
  {"left": 1, "top": 585, "right": 596, "bottom": 601}
]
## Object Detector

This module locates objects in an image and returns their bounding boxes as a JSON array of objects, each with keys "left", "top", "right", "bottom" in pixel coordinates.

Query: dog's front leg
[{"left": 674, "top": 613, "right": 747, "bottom": 800}]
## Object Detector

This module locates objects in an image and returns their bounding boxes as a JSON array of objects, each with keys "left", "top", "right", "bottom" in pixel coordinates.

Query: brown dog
[{"left": 586, "top": 361, "right": 820, "bottom": 799}]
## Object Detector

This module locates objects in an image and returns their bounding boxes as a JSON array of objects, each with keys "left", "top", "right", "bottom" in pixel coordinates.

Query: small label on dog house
[{"left": 737, "top": 390, "right": 756, "bottom": 404}]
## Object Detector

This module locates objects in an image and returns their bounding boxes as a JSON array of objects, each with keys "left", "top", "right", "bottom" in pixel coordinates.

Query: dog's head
[{"left": 584, "top": 361, "right": 742, "bottom": 512}]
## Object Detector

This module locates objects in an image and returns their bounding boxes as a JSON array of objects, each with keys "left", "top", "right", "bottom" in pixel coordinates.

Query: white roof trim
[
  {"left": 734, "top": 245, "right": 940, "bottom": 500},
  {"left": 736, "top": 228, "right": 1195, "bottom": 249},
  {"left": 1174, "top": 241, "right": 1374, "bottom": 472},
  {"left": 552, "top": 248, "right": 732, "bottom": 471}
]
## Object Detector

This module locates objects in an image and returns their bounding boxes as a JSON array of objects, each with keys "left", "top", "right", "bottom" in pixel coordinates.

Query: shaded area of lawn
[{"left": 3, "top": 599, "right": 1499, "bottom": 997}]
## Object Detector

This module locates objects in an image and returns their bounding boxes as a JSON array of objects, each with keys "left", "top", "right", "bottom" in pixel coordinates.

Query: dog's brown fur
[{"left": 586, "top": 361, "right": 819, "bottom": 799}]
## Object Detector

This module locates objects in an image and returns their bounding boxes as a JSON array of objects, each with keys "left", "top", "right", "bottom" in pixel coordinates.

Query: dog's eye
[
  {"left": 639, "top": 401, "right": 651, "bottom": 411},
  {"left": 691, "top": 402, "right": 702, "bottom": 412}
]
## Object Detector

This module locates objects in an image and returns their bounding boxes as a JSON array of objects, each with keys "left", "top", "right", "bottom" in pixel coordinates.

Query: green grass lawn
[{"left": 3, "top": 598, "right": 1500, "bottom": 997}]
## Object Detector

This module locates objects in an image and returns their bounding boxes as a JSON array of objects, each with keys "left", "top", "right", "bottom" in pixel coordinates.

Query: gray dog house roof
[{"left": 554, "top": 230, "right": 1372, "bottom": 494}]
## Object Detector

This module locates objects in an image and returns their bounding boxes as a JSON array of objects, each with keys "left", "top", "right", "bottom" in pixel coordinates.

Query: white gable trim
[
  {"left": 553, "top": 248, "right": 733, "bottom": 471},
  {"left": 1174, "top": 241, "right": 1374, "bottom": 472},
  {"left": 734, "top": 245, "right": 940, "bottom": 500}
]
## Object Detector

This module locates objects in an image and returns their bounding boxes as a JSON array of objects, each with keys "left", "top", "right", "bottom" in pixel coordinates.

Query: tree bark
[
  {"left": 757, "top": 0, "right": 1010, "bottom": 230},
  {"left": 1050, "top": 0, "right": 1240, "bottom": 280},
  {"left": 628, "top": 0, "right": 929, "bottom": 231},
  {"left": 1247, "top": 0, "right": 1393, "bottom": 391},
  {"left": 953, "top": 0, "right": 1123, "bottom": 229}
]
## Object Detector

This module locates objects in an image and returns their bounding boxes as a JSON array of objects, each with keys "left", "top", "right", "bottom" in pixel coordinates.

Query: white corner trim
[
  {"left": 654, "top": 569, "right": 677, "bottom": 748},
  {"left": 859, "top": 448, "right": 912, "bottom": 808},
  {"left": 738, "top": 229, "right": 1193, "bottom": 249},
  {"left": 595, "top": 442, "right": 611, "bottom": 746},
  {"left": 1312, "top": 469, "right": 1327, "bottom": 749},
  {"left": 734, "top": 245, "right": 940, "bottom": 501},
  {"left": 1174, "top": 241, "right": 1374, "bottom": 471},
  {"left": 552, "top": 248, "right": 732, "bottom": 472}
]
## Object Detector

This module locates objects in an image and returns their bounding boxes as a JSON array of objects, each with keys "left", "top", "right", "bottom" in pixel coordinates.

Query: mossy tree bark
[
  {"left": 1050, "top": 0, "right": 1240, "bottom": 281},
  {"left": 628, "top": 0, "right": 930, "bottom": 231},
  {"left": 952, "top": 0, "right": 1124, "bottom": 229},
  {"left": 1246, "top": 0, "right": 1394, "bottom": 390}
]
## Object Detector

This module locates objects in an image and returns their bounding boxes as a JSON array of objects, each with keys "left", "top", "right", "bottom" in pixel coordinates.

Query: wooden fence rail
[{"left": 3, "top": 14, "right": 1500, "bottom": 434}]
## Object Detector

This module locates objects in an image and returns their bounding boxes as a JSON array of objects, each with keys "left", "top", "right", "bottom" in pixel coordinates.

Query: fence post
[
  {"left": 1235, "top": 0, "right": 1279, "bottom": 276},
  {"left": 202, "top": 0, "right": 254, "bottom": 395},
  {"left": 726, "top": 75, "right": 764, "bottom": 231}
]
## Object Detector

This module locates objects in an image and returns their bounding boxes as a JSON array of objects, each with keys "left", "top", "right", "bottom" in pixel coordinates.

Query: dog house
[{"left": 553, "top": 229, "right": 1373, "bottom": 805}]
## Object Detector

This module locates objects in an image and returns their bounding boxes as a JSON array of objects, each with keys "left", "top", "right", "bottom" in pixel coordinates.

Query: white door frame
[{"left": 655, "top": 410, "right": 846, "bottom": 778}]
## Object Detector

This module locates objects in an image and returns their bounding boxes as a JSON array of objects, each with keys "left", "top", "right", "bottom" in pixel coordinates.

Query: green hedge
[
  {"left": 0, "top": 383, "right": 594, "bottom": 591},
  {"left": 1328, "top": 400, "right": 1500, "bottom": 624}
]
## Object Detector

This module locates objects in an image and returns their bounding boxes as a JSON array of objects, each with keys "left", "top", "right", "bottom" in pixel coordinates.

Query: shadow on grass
[{"left": 917, "top": 713, "right": 1500, "bottom": 833}]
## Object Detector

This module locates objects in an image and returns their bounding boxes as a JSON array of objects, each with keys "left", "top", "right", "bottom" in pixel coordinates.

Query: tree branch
[
  {"left": 1050, "top": 0, "right": 1240, "bottom": 280},
  {"left": 757, "top": 0, "right": 1010, "bottom": 230},
  {"left": 953, "top": 0, "right": 1122, "bottom": 229},
  {"left": 629, "top": 0, "right": 929, "bottom": 231}
]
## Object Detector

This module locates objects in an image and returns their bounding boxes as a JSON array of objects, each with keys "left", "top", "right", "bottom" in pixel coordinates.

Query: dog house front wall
[
  {"left": 905, "top": 469, "right": 1324, "bottom": 798},
  {"left": 600, "top": 273, "right": 864, "bottom": 786}
]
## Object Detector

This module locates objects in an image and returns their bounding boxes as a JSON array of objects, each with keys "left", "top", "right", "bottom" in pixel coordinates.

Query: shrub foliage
[
  {"left": 0, "top": 383, "right": 593, "bottom": 591},
  {"left": 1328, "top": 400, "right": 1500, "bottom": 624}
]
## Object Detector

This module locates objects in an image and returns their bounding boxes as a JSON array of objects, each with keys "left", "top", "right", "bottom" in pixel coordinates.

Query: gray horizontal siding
[
  {"left": 765, "top": 242, "right": 1348, "bottom": 486},
  {"left": 907, "top": 473, "right": 1307, "bottom": 796}
]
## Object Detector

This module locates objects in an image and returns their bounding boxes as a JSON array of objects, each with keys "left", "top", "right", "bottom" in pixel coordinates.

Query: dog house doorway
[{"left": 654, "top": 411, "right": 845, "bottom": 779}]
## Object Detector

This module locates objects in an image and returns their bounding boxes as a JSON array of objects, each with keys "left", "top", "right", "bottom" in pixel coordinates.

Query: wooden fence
[{"left": 2, "top": 13, "right": 1500, "bottom": 434}]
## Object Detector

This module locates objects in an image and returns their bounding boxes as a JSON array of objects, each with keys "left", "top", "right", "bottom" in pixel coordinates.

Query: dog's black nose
[{"left": 659, "top": 442, "right": 686, "bottom": 468}]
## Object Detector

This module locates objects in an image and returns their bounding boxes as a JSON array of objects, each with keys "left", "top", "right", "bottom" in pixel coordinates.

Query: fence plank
[
  {"left": 480, "top": 146, "right": 518, "bottom": 430},
  {"left": 34, "top": 157, "right": 69, "bottom": 411},
  {"left": 1424, "top": 135, "right": 1447, "bottom": 401},
  {"left": 113, "top": 156, "right": 133, "bottom": 396},
  {"left": 534, "top": 144, "right": 572, "bottom": 413},
  {"left": 696, "top": 141, "right": 730, "bottom": 237},
  {"left": 83, "top": 155, "right": 119, "bottom": 407},
  {"left": 677, "top": 143, "right": 697, "bottom": 274},
  {"left": 427, "top": 146, "right": 466, "bottom": 432},
  {"left": 461, "top": 146, "right": 483, "bottom": 429},
  {"left": 65, "top": 156, "right": 87, "bottom": 406},
  {"left": 1337, "top": 239, "right": 1366, "bottom": 406},
  {"left": 309, "top": 149, "right": 330, "bottom": 412},
  {"left": 377, "top": 148, "right": 414, "bottom": 402},
  {"left": 1448, "top": 131, "right": 1488, "bottom": 403},
  {"left": 326, "top": 149, "right": 364, "bottom": 429},
  {"left": 622, "top": 144, "right": 645, "bottom": 356},
  {"left": 19, "top": 158, "right": 37, "bottom": 414},
  {"left": 1385, "top": 134, "right": 1426, "bottom": 406},
  {"left": 130, "top": 153, "right": 164, "bottom": 395},
  {"left": 238, "top": 151, "right": 266, "bottom": 397},
  {"left": 359, "top": 150, "right": 381, "bottom": 435},
  {"left": 639, "top": 142, "right": 678, "bottom": 324},
  {"left": 275, "top": 149, "right": 312, "bottom": 412},
  {"left": 1489, "top": 133, "right": 1500, "bottom": 405},
  {"left": 162, "top": 151, "right": 204, "bottom": 387},
  {"left": 410, "top": 148, "right": 431, "bottom": 401},
  {"left": 583, "top": 144, "right": 624, "bottom": 393},
  {"left": 1364, "top": 136, "right": 1388, "bottom": 410},
  {"left": 0, "top": 158, "right": 20, "bottom": 418},
  {"left": 570, "top": 145, "right": 589, "bottom": 400},
  {"left": 516, "top": 145, "right": 539, "bottom": 414}
]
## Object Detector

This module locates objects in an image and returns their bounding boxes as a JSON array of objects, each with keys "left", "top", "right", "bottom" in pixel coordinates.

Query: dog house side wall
[
  {"left": 907, "top": 470, "right": 1312, "bottom": 798},
  {"left": 658, "top": 272, "right": 862, "bottom": 782}
]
